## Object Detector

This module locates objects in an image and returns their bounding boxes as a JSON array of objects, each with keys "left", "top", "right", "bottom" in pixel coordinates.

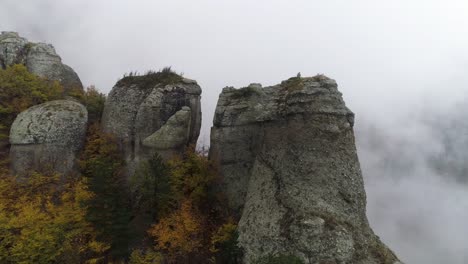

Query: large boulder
[
  {"left": 9, "top": 100, "right": 88, "bottom": 176},
  {"left": 0, "top": 31, "right": 83, "bottom": 91},
  {"left": 101, "top": 71, "right": 202, "bottom": 176},
  {"left": 210, "top": 76, "right": 400, "bottom": 263}
]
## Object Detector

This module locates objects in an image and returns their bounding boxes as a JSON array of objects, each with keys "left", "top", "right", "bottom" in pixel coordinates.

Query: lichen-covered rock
[
  {"left": 9, "top": 100, "right": 87, "bottom": 176},
  {"left": 101, "top": 72, "right": 202, "bottom": 176},
  {"left": 0, "top": 31, "right": 83, "bottom": 91},
  {"left": 210, "top": 76, "right": 399, "bottom": 263}
]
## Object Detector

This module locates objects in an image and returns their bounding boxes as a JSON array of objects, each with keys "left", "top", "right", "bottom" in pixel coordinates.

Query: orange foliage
[{"left": 148, "top": 199, "right": 205, "bottom": 262}]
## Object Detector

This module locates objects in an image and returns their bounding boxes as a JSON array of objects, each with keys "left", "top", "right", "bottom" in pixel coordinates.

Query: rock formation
[
  {"left": 0, "top": 31, "right": 83, "bottom": 91},
  {"left": 101, "top": 71, "right": 202, "bottom": 176},
  {"left": 210, "top": 76, "right": 400, "bottom": 263},
  {"left": 9, "top": 100, "right": 88, "bottom": 176}
]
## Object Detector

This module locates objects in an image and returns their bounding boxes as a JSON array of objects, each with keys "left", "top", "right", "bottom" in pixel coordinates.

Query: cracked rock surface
[
  {"left": 9, "top": 100, "right": 88, "bottom": 176},
  {"left": 210, "top": 76, "right": 400, "bottom": 264},
  {"left": 101, "top": 75, "right": 201, "bottom": 176}
]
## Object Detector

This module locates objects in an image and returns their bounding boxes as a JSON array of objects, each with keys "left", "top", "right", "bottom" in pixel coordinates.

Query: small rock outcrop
[
  {"left": 0, "top": 31, "right": 83, "bottom": 91},
  {"left": 210, "top": 76, "right": 399, "bottom": 263},
  {"left": 9, "top": 100, "right": 88, "bottom": 176},
  {"left": 101, "top": 71, "right": 202, "bottom": 176},
  {"left": 142, "top": 106, "right": 192, "bottom": 150}
]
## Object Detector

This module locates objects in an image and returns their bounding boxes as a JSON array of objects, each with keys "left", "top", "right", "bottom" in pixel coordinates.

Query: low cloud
[{"left": 3, "top": 1, "right": 468, "bottom": 263}]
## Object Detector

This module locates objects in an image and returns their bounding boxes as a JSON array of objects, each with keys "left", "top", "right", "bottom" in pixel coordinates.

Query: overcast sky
[{"left": 2, "top": 1, "right": 468, "bottom": 263}]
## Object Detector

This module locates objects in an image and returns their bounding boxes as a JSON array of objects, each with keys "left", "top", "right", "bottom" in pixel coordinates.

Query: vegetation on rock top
[
  {"left": 280, "top": 74, "right": 331, "bottom": 92},
  {"left": 117, "top": 67, "right": 184, "bottom": 89},
  {"left": 281, "top": 76, "right": 305, "bottom": 91},
  {"left": 229, "top": 86, "right": 261, "bottom": 99}
]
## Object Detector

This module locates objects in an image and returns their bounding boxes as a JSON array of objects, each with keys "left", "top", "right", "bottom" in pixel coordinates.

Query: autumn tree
[
  {"left": 167, "top": 147, "right": 217, "bottom": 206},
  {"left": 68, "top": 85, "right": 106, "bottom": 123},
  {"left": 146, "top": 147, "right": 240, "bottom": 263},
  {"left": 0, "top": 64, "right": 63, "bottom": 141},
  {"left": 0, "top": 64, "right": 63, "bottom": 171},
  {"left": 79, "top": 124, "right": 131, "bottom": 261},
  {"left": 128, "top": 248, "right": 163, "bottom": 264},
  {"left": 210, "top": 222, "right": 243, "bottom": 264},
  {"left": 148, "top": 199, "right": 205, "bottom": 263},
  {"left": 0, "top": 172, "right": 108, "bottom": 264}
]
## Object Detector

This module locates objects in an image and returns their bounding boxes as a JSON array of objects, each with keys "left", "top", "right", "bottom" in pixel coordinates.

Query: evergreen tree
[
  {"left": 79, "top": 124, "right": 131, "bottom": 261},
  {"left": 131, "top": 154, "right": 172, "bottom": 221}
]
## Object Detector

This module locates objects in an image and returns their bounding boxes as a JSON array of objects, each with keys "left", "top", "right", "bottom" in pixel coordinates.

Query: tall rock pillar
[
  {"left": 210, "top": 76, "right": 400, "bottom": 264},
  {"left": 101, "top": 71, "right": 202, "bottom": 177}
]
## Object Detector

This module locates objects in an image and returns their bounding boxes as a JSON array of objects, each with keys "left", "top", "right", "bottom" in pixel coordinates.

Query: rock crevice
[
  {"left": 210, "top": 76, "right": 399, "bottom": 263},
  {"left": 101, "top": 72, "right": 202, "bottom": 176}
]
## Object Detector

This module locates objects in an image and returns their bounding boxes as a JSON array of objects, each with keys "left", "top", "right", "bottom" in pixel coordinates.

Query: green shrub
[
  {"left": 83, "top": 86, "right": 106, "bottom": 123},
  {"left": 280, "top": 76, "right": 304, "bottom": 91},
  {"left": 210, "top": 223, "right": 244, "bottom": 264},
  {"left": 67, "top": 85, "right": 106, "bottom": 123}
]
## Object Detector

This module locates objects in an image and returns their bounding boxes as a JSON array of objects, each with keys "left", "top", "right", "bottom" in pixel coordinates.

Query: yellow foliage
[
  {"left": 167, "top": 147, "right": 217, "bottom": 206},
  {"left": 79, "top": 123, "right": 123, "bottom": 175},
  {"left": 0, "top": 172, "right": 109, "bottom": 263},
  {"left": 68, "top": 85, "right": 106, "bottom": 123},
  {"left": 129, "top": 249, "right": 163, "bottom": 264},
  {"left": 143, "top": 148, "right": 240, "bottom": 263},
  {"left": 210, "top": 222, "right": 238, "bottom": 253},
  {"left": 0, "top": 64, "right": 63, "bottom": 140},
  {"left": 148, "top": 200, "right": 204, "bottom": 262}
]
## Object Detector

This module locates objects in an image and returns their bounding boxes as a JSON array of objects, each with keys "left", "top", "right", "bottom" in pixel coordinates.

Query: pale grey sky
[{"left": 2, "top": 1, "right": 468, "bottom": 263}]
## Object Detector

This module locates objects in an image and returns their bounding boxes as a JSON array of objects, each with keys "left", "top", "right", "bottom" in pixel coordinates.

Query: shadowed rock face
[
  {"left": 9, "top": 100, "right": 88, "bottom": 176},
  {"left": 142, "top": 106, "right": 192, "bottom": 150},
  {"left": 210, "top": 76, "right": 400, "bottom": 264},
  {"left": 0, "top": 31, "right": 83, "bottom": 91},
  {"left": 101, "top": 74, "right": 202, "bottom": 176}
]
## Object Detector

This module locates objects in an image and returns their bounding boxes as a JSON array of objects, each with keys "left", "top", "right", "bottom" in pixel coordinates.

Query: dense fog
[{"left": 3, "top": 1, "right": 468, "bottom": 263}]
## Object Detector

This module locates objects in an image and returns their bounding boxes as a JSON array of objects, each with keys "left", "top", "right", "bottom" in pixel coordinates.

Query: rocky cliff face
[
  {"left": 0, "top": 31, "right": 83, "bottom": 91},
  {"left": 101, "top": 71, "right": 202, "bottom": 176},
  {"left": 9, "top": 100, "right": 88, "bottom": 176},
  {"left": 210, "top": 76, "right": 400, "bottom": 263}
]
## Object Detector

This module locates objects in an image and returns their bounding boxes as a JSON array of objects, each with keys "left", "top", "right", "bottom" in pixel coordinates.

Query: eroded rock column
[
  {"left": 210, "top": 76, "right": 400, "bottom": 264},
  {"left": 101, "top": 73, "right": 202, "bottom": 176}
]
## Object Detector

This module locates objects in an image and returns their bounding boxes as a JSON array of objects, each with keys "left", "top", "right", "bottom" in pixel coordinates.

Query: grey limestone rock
[
  {"left": 0, "top": 31, "right": 83, "bottom": 91},
  {"left": 101, "top": 73, "right": 202, "bottom": 176},
  {"left": 9, "top": 100, "right": 88, "bottom": 176},
  {"left": 143, "top": 106, "right": 192, "bottom": 150},
  {"left": 210, "top": 75, "right": 399, "bottom": 264}
]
